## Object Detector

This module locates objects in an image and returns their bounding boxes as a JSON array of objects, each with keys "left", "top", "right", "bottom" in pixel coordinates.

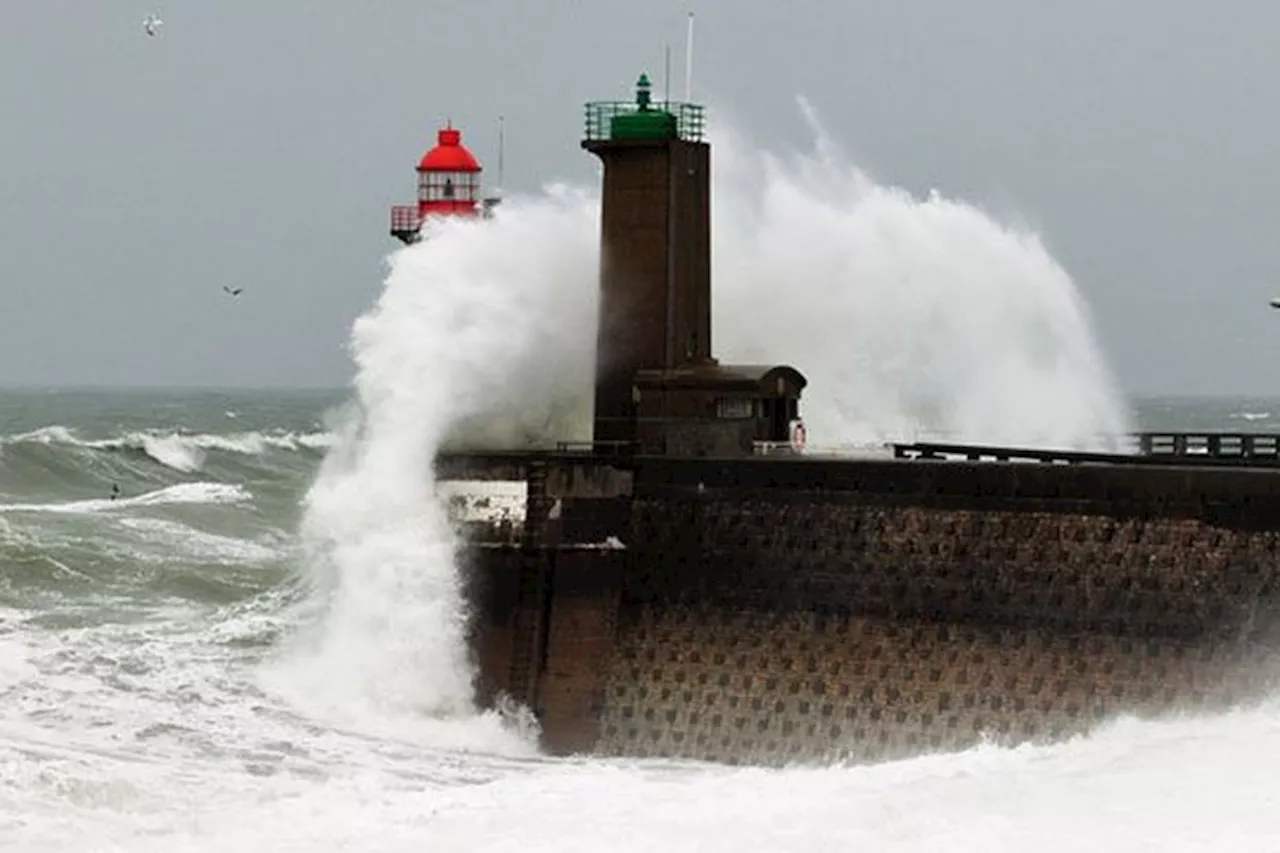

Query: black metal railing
[
  {"left": 892, "top": 433, "right": 1280, "bottom": 467},
  {"left": 441, "top": 432, "right": 1280, "bottom": 468}
]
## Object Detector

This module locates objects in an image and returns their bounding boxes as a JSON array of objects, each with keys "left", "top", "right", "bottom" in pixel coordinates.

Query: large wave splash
[
  {"left": 265, "top": 187, "right": 598, "bottom": 750},
  {"left": 713, "top": 103, "right": 1131, "bottom": 448},
  {"left": 274, "top": 108, "right": 1131, "bottom": 747}
]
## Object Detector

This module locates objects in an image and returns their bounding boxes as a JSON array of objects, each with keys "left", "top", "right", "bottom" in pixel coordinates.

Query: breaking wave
[
  {"left": 265, "top": 188, "right": 598, "bottom": 752},
  {"left": 276, "top": 106, "right": 1130, "bottom": 756},
  {"left": 3, "top": 426, "right": 333, "bottom": 474},
  {"left": 711, "top": 104, "right": 1131, "bottom": 449},
  {"left": 0, "top": 482, "right": 252, "bottom": 514}
]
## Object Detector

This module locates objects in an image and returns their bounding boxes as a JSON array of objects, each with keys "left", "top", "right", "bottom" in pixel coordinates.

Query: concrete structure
[
  {"left": 437, "top": 75, "right": 1280, "bottom": 766},
  {"left": 445, "top": 449, "right": 1280, "bottom": 763},
  {"left": 582, "top": 75, "right": 806, "bottom": 453}
]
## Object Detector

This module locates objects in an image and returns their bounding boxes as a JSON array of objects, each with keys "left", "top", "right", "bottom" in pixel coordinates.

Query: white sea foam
[
  {"left": 4, "top": 697, "right": 1279, "bottom": 851},
  {"left": 115, "top": 518, "right": 284, "bottom": 565},
  {"left": 3, "top": 427, "right": 334, "bottom": 472},
  {"left": 266, "top": 186, "right": 597, "bottom": 751},
  {"left": 713, "top": 104, "right": 1132, "bottom": 450},
  {"left": 140, "top": 433, "right": 206, "bottom": 473},
  {"left": 0, "top": 482, "right": 251, "bottom": 514},
  {"left": 0, "top": 637, "right": 37, "bottom": 693}
]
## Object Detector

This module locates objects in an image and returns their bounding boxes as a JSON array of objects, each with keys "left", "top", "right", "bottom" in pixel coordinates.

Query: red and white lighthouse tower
[{"left": 389, "top": 123, "right": 498, "bottom": 244}]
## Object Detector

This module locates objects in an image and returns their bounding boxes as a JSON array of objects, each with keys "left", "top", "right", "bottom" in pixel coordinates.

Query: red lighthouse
[{"left": 389, "top": 123, "right": 498, "bottom": 244}]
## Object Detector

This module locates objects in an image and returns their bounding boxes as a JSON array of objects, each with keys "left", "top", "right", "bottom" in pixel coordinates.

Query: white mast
[
  {"left": 496, "top": 114, "right": 505, "bottom": 197},
  {"left": 684, "top": 10, "right": 695, "bottom": 102}
]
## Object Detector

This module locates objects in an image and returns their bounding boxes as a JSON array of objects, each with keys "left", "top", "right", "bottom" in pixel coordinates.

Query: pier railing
[
  {"left": 444, "top": 433, "right": 1280, "bottom": 469},
  {"left": 751, "top": 432, "right": 1280, "bottom": 467},
  {"left": 889, "top": 433, "right": 1280, "bottom": 467}
]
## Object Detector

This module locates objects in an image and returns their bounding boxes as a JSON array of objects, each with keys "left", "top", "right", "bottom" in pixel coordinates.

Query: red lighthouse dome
[
  {"left": 418, "top": 127, "right": 481, "bottom": 173},
  {"left": 415, "top": 124, "right": 482, "bottom": 221},
  {"left": 390, "top": 122, "right": 499, "bottom": 244}
]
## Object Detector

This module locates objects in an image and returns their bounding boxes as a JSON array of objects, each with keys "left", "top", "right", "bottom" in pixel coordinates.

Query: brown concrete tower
[
  {"left": 582, "top": 74, "right": 713, "bottom": 446},
  {"left": 582, "top": 74, "right": 807, "bottom": 456}
]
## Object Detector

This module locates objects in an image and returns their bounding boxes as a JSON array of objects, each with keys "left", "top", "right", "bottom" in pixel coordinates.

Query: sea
[
  {"left": 6, "top": 128, "right": 1280, "bottom": 849},
  {"left": 1, "top": 388, "right": 1279, "bottom": 852}
]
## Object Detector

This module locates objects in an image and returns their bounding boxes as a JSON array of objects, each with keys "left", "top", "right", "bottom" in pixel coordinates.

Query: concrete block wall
[
  {"left": 453, "top": 454, "right": 1280, "bottom": 765},
  {"left": 626, "top": 498, "right": 1280, "bottom": 638},
  {"left": 597, "top": 497, "right": 1280, "bottom": 764},
  {"left": 595, "top": 607, "right": 1275, "bottom": 765}
]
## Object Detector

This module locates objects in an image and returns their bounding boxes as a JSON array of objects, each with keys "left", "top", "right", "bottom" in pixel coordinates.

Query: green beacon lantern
[{"left": 609, "top": 73, "right": 679, "bottom": 140}]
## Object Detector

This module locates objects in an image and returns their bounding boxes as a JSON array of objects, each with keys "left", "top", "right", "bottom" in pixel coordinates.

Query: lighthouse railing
[
  {"left": 583, "top": 101, "right": 707, "bottom": 143},
  {"left": 390, "top": 205, "right": 420, "bottom": 233}
]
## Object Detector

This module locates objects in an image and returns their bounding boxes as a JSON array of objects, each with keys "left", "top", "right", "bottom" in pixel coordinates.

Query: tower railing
[
  {"left": 583, "top": 101, "right": 707, "bottom": 143},
  {"left": 390, "top": 205, "right": 420, "bottom": 233}
]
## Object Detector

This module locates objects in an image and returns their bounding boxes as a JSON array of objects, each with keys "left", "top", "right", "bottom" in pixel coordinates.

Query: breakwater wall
[{"left": 439, "top": 446, "right": 1280, "bottom": 765}]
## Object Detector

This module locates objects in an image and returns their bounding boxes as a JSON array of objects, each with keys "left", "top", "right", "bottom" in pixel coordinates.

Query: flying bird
[
  {"left": 142, "top": 13, "right": 163, "bottom": 37},
  {"left": 223, "top": 286, "right": 243, "bottom": 298},
  {"left": 1270, "top": 297, "right": 1280, "bottom": 309}
]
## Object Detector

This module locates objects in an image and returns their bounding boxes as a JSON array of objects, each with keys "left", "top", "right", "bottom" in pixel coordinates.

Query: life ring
[{"left": 789, "top": 419, "right": 807, "bottom": 451}]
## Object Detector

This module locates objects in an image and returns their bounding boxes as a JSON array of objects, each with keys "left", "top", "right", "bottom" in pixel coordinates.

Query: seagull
[
  {"left": 142, "top": 13, "right": 163, "bottom": 37},
  {"left": 222, "top": 286, "right": 243, "bottom": 298},
  {"left": 1270, "top": 297, "right": 1280, "bottom": 309}
]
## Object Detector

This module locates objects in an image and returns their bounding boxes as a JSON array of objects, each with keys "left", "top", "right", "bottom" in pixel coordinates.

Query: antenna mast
[
  {"left": 684, "top": 10, "right": 695, "bottom": 102},
  {"left": 664, "top": 44, "right": 671, "bottom": 103},
  {"left": 497, "top": 114, "right": 505, "bottom": 196}
]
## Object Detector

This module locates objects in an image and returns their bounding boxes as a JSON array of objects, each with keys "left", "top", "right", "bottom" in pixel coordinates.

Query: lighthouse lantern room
[{"left": 389, "top": 123, "right": 497, "bottom": 244}]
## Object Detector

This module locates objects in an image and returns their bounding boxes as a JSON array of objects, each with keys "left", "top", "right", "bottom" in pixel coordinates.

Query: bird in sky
[
  {"left": 1270, "top": 297, "right": 1280, "bottom": 309},
  {"left": 222, "top": 286, "right": 244, "bottom": 298},
  {"left": 142, "top": 13, "right": 163, "bottom": 37}
]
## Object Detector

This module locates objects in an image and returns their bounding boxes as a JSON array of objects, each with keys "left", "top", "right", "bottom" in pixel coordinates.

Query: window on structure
[
  {"left": 716, "top": 398, "right": 753, "bottom": 419},
  {"left": 419, "top": 172, "right": 479, "bottom": 203}
]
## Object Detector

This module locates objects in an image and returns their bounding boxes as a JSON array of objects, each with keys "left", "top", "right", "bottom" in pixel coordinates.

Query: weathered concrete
[
  {"left": 584, "top": 136, "right": 712, "bottom": 445},
  {"left": 449, "top": 452, "right": 1280, "bottom": 766}
]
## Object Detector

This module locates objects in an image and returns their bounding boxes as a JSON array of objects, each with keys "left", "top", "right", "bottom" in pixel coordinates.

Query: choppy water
[{"left": 1, "top": 389, "right": 1278, "bottom": 851}]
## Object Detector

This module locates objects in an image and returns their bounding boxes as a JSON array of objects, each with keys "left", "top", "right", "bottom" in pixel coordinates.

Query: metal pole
[
  {"left": 685, "top": 10, "right": 695, "bottom": 102},
  {"left": 497, "top": 115, "right": 505, "bottom": 195}
]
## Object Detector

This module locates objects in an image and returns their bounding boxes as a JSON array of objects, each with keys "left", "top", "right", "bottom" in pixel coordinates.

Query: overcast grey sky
[{"left": 3, "top": 1, "right": 1279, "bottom": 395}]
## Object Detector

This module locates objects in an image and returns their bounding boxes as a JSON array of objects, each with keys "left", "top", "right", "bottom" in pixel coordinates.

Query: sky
[{"left": 2, "top": 0, "right": 1280, "bottom": 396}]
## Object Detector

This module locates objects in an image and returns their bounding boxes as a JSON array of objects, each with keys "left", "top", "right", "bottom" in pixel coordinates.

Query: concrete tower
[
  {"left": 583, "top": 75, "right": 807, "bottom": 456},
  {"left": 582, "top": 74, "right": 714, "bottom": 446}
]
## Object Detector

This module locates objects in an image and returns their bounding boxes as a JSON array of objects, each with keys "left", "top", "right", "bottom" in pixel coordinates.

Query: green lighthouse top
[{"left": 584, "top": 73, "right": 706, "bottom": 143}]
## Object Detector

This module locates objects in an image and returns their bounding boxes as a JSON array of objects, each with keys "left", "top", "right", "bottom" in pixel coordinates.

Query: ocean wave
[
  {"left": 116, "top": 518, "right": 286, "bottom": 565},
  {"left": 0, "top": 482, "right": 252, "bottom": 515},
  {"left": 2, "top": 426, "right": 334, "bottom": 473}
]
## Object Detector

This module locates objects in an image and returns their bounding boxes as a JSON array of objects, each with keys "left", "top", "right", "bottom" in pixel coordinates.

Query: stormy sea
[
  {"left": 5, "top": 130, "right": 1280, "bottom": 850},
  {"left": 2, "top": 388, "right": 1279, "bottom": 851}
]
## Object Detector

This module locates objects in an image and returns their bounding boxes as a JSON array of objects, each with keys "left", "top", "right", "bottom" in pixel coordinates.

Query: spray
[
  {"left": 275, "top": 108, "right": 1130, "bottom": 747},
  {"left": 267, "top": 186, "right": 598, "bottom": 748},
  {"left": 713, "top": 104, "right": 1132, "bottom": 449}
]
